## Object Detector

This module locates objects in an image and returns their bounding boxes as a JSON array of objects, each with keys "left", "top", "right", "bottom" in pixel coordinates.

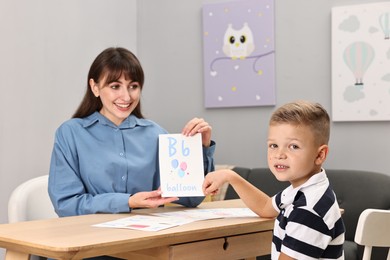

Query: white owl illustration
[{"left": 222, "top": 23, "right": 255, "bottom": 59}]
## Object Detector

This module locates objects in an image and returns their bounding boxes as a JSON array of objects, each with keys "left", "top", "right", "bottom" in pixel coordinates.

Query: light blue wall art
[
  {"left": 202, "top": 0, "right": 276, "bottom": 108},
  {"left": 332, "top": 2, "right": 390, "bottom": 121}
]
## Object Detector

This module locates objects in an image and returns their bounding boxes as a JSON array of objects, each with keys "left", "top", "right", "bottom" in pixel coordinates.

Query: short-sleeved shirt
[{"left": 271, "top": 170, "right": 345, "bottom": 260}]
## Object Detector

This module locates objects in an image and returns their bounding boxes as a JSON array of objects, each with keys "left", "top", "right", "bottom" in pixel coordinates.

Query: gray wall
[
  {"left": 0, "top": 0, "right": 137, "bottom": 233},
  {"left": 0, "top": 0, "right": 137, "bottom": 256},
  {"left": 138, "top": 0, "right": 390, "bottom": 173}
]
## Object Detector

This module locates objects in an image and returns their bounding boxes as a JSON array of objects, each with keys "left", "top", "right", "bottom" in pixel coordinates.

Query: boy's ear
[{"left": 315, "top": 145, "right": 329, "bottom": 165}]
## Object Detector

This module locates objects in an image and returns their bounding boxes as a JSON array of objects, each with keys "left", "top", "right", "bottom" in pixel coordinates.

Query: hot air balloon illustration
[
  {"left": 343, "top": 42, "right": 375, "bottom": 85},
  {"left": 379, "top": 12, "right": 390, "bottom": 40}
]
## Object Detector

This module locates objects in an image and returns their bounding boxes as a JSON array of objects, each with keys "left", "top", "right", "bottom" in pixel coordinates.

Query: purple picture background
[{"left": 202, "top": 0, "right": 276, "bottom": 108}]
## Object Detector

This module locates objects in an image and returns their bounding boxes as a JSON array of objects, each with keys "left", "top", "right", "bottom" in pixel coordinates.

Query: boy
[{"left": 203, "top": 100, "right": 345, "bottom": 260}]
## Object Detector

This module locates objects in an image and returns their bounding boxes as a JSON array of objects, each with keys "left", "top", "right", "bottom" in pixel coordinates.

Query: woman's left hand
[{"left": 182, "top": 117, "right": 212, "bottom": 147}]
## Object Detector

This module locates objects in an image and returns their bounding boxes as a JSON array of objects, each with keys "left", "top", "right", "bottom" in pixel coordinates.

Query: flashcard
[{"left": 159, "top": 133, "right": 204, "bottom": 197}]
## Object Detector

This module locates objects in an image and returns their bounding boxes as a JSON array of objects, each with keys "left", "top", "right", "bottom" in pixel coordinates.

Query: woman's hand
[
  {"left": 182, "top": 117, "right": 212, "bottom": 147},
  {"left": 128, "top": 190, "right": 178, "bottom": 209}
]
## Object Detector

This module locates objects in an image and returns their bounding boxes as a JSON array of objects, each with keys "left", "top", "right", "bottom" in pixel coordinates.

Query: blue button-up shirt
[{"left": 49, "top": 112, "right": 215, "bottom": 217}]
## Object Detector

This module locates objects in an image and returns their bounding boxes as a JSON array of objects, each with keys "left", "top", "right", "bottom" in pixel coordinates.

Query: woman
[{"left": 48, "top": 47, "right": 216, "bottom": 218}]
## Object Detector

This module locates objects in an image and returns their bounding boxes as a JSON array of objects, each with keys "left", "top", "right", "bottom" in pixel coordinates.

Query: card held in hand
[{"left": 159, "top": 133, "right": 205, "bottom": 197}]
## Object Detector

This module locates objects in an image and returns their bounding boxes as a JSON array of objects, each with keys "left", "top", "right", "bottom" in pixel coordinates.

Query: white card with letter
[{"left": 159, "top": 133, "right": 204, "bottom": 197}]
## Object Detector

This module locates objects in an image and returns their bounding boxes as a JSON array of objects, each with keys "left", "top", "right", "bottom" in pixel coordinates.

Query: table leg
[{"left": 5, "top": 250, "right": 30, "bottom": 260}]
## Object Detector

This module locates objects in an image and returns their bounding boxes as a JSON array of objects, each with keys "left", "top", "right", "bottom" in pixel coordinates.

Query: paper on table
[
  {"left": 93, "top": 215, "right": 195, "bottom": 232},
  {"left": 153, "top": 208, "right": 258, "bottom": 220},
  {"left": 93, "top": 208, "right": 258, "bottom": 232},
  {"left": 158, "top": 133, "right": 205, "bottom": 197}
]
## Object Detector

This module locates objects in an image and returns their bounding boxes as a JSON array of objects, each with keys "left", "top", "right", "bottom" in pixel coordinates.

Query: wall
[
  {"left": 0, "top": 0, "right": 137, "bottom": 256},
  {"left": 138, "top": 0, "right": 390, "bottom": 174},
  {"left": 0, "top": 0, "right": 137, "bottom": 243}
]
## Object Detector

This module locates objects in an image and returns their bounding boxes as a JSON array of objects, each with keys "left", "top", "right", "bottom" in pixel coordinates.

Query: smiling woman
[
  {"left": 73, "top": 47, "right": 145, "bottom": 122},
  {"left": 47, "top": 47, "right": 217, "bottom": 260}
]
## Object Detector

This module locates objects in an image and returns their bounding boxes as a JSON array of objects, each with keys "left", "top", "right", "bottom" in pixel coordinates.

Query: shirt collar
[
  {"left": 280, "top": 169, "right": 328, "bottom": 208},
  {"left": 82, "top": 111, "right": 152, "bottom": 129}
]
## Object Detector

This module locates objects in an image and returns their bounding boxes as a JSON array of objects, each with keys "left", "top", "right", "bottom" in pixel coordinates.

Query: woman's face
[{"left": 90, "top": 73, "right": 141, "bottom": 126}]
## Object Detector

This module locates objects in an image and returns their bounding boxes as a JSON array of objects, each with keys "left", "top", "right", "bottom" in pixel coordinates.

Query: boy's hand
[{"left": 202, "top": 170, "right": 229, "bottom": 195}]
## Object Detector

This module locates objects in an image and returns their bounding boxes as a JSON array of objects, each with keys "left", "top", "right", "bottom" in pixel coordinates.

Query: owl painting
[
  {"left": 222, "top": 23, "right": 255, "bottom": 59},
  {"left": 202, "top": 0, "right": 276, "bottom": 108}
]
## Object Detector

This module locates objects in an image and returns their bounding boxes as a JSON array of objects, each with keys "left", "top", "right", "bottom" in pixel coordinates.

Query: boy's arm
[
  {"left": 203, "top": 169, "right": 278, "bottom": 218},
  {"left": 279, "top": 252, "right": 296, "bottom": 260}
]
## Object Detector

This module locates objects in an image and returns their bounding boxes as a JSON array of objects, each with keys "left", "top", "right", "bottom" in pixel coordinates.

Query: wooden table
[{"left": 0, "top": 199, "right": 274, "bottom": 260}]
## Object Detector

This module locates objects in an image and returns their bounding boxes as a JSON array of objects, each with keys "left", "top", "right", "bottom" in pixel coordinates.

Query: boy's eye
[
  {"left": 269, "top": 144, "right": 277, "bottom": 149},
  {"left": 289, "top": 144, "right": 299, "bottom": 149}
]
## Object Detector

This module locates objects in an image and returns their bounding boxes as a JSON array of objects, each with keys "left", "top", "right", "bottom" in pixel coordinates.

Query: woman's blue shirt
[{"left": 48, "top": 112, "right": 215, "bottom": 217}]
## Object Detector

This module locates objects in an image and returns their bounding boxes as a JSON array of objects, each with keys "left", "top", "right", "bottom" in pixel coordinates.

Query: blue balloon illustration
[
  {"left": 178, "top": 169, "right": 185, "bottom": 178},
  {"left": 171, "top": 159, "right": 179, "bottom": 169}
]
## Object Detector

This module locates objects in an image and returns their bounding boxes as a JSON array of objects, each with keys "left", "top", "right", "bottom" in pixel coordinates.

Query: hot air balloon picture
[
  {"left": 343, "top": 42, "right": 375, "bottom": 86},
  {"left": 332, "top": 2, "right": 390, "bottom": 121},
  {"left": 379, "top": 12, "right": 390, "bottom": 40}
]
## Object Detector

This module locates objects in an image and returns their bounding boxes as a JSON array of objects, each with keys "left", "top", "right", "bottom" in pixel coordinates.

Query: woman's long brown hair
[{"left": 72, "top": 47, "right": 145, "bottom": 119}]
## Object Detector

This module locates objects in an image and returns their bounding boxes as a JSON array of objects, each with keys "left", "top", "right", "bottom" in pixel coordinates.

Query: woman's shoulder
[
  {"left": 58, "top": 112, "right": 100, "bottom": 128},
  {"left": 58, "top": 117, "right": 84, "bottom": 129},
  {"left": 55, "top": 117, "right": 92, "bottom": 137}
]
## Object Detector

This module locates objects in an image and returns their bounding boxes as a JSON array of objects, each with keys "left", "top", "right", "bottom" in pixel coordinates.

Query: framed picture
[
  {"left": 202, "top": 0, "right": 276, "bottom": 108},
  {"left": 332, "top": 2, "right": 390, "bottom": 121}
]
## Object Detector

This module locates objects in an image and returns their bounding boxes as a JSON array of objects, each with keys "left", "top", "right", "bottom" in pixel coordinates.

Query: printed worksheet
[
  {"left": 93, "top": 208, "right": 258, "bottom": 232},
  {"left": 159, "top": 133, "right": 204, "bottom": 197},
  {"left": 93, "top": 215, "right": 195, "bottom": 232},
  {"left": 153, "top": 208, "right": 258, "bottom": 220}
]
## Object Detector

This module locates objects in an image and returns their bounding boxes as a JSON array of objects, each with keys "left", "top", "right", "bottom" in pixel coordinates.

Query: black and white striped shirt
[{"left": 271, "top": 170, "right": 345, "bottom": 260}]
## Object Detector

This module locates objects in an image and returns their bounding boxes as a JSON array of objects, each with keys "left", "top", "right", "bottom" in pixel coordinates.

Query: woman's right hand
[{"left": 128, "top": 190, "right": 179, "bottom": 209}]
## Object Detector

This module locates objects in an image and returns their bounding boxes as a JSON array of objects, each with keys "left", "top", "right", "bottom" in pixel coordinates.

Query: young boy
[{"left": 203, "top": 100, "right": 345, "bottom": 260}]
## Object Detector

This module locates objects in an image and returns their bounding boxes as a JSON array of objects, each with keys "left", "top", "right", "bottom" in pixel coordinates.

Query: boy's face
[{"left": 267, "top": 123, "right": 327, "bottom": 188}]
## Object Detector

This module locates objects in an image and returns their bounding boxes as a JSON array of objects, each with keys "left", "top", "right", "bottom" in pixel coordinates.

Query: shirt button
[
  {"left": 122, "top": 176, "right": 126, "bottom": 181},
  {"left": 119, "top": 152, "right": 124, "bottom": 156}
]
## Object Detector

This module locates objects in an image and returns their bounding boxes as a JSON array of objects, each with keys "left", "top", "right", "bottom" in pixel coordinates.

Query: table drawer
[{"left": 169, "top": 231, "right": 272, "bottom": 260}]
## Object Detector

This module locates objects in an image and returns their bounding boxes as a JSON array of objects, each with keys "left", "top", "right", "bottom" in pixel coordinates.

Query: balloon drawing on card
[{"left": 159, "top": 133, "right": 205, "bottom": 197}]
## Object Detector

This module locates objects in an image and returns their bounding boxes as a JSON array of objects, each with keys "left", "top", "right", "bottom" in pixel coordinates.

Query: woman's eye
[
  {"left": 129, "top": 84, "right": 139, "bottom": 90},
  {"left": 110, "top": 84, "right": 120, "bottom": 90}
]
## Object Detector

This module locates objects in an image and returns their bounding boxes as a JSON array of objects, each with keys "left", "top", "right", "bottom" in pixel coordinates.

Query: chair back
[
  {"left": 354, "top": 209, "right": 390, "bottom": 260},
  {"left": 8, "top": 175, "right": 57, "bottom": 223}
]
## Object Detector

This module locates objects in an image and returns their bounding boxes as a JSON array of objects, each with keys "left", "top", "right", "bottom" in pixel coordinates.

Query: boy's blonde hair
[{"left": 269, "top": 100, "right": 330, "bottom": 145}]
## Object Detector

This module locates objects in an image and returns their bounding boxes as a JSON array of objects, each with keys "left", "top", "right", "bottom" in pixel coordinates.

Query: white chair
[
  {"left": 8, "top": 175, "right": 58, "bottom": 260},
  {"left": 8, "top": 175, "right": 58, "bottom": 222},
  {"left": 354, "top": 208, "right": 390, "bottom": 260}
]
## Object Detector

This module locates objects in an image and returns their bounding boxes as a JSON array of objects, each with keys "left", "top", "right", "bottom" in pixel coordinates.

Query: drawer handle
[{"left": 223, "top": 237, "right": 229, "bottom": 250}]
